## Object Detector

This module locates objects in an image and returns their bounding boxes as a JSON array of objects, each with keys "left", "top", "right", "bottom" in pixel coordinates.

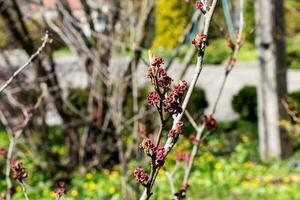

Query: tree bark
[{"left": 255, "top": 0, "right": 292, "bottom": 159}]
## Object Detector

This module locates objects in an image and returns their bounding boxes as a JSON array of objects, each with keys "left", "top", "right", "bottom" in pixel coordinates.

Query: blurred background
[{"left": 0, "top": 0, "right": 300, "bottom": 199}]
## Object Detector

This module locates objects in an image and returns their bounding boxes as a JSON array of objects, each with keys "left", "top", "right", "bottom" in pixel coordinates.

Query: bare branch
[{"left": 0, "top": 32, "right": 49, "bottom": 94}]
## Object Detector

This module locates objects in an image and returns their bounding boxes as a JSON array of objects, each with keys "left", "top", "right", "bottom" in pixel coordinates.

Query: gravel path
[
  {"left": 54, "top": 57, "right": 300, "bottom": 121},
  {"left": 1, "top": 54, "right": 300, "bottom": 122}
]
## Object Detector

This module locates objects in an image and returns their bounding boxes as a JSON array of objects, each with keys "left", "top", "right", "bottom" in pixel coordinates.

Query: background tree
[{"left": 255, "top": 0, "right": 292, "bottom": 159}]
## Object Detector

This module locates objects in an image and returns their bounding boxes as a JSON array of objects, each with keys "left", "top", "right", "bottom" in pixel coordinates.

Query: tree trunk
[{"left": 255, "top": 0, "right": 292, "bottom": 159}]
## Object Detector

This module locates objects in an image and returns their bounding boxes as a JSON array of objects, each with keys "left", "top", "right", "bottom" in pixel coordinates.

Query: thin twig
[
  {"left": 139, "top": 1, "right": 218, "bottom": 199},
  {"left": 174, "top": 1, "right": 245, "bottom": 198},
  {"left": 0, "top": 32, "right": 49, "bottom": 94},
  {"left": 20, "top": 181, "right": 30, "bottom": 200},
  {"left": 166, "top": 162, "right": 180, "bottom": 195},
  {"left": 211, "top": 0, "right": 244, "bottom": 115},
  {"left": 1, "top": 84, "right": 47, "bottom": 200}
]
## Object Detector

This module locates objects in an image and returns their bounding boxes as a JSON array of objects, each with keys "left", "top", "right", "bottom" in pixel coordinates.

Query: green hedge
[
  {"left": 232, "top": 86, "right": 257, "bottom": 121},
  {"left": 232, "top": 86, "right": 300, "bottom": 121}
]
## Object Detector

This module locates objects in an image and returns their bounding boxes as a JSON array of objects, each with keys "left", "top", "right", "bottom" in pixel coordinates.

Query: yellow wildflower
[
  {"left": 206, "top": 154, "right": 214, "bottom": 162},
  {"left": 283, "top": 176, "right": 290, "bottom": 184},
  {"left": 243, "top": 161, "right": 252, "bottom": 169},
  {"left": 214, "top": 162, "right": 222, "bottom": 170},
  {"left": 85, "top": 173, "right": 93, "bottom": 180},
  {"left": 110, "top": 171, "right": 119, "bottom": 180},
  {"left": 263, "top": 175, "right": 272, "bottom": 183},
  {"left": 70, "top": 190, "right": 78, "bottom": 197},
  {"left": 108, "top": 187, "right": 116, "bottom": 195},
  {"left": 242, "top": 180, "right": 248, "bottom": 187},
  {"left": 252, "top": 179, "right": 260, "bottom": 187},
  {"left": 16, "top": 186, "right": 22, "bottom": 193},
  {"left": 86, "top": 181, "right": 96, "bottom": 190}
]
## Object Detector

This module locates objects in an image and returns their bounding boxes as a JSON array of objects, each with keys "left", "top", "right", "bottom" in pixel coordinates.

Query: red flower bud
[{"left": 134, "top": 167, "right": 149, "bottom": 184}]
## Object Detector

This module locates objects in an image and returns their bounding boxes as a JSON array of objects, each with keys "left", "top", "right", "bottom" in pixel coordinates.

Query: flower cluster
[
  {"left": 147, "top": 56, "right": 187, "bottom": 115},
  {"left": 11, "top": 161, "right": 28, "bottom": 182},
  {"left": 194, "top": 0, "right": 206, "bottom": 14},
  {"left": 155, "top": 147, "right": 166, "bottom": 165},
  {"left": 192, "top": 33, "right": 209, "bottom": 50},
  {"left": 147, "top": 56, "right": 172, "bottom": 91},
  {"left": 54, "top": 181, "right": 66, "bottom": 199},
  {"left": 147, "top": 91, "right": 161, "bottom": 106},
  {"left": 175, "top": 151, "right": 191, "bottom": 163},
  {"left": 163, "top": 80, "right": 188, "bottom": 115},
  {"left": 168, "top": 121, "right": 185, "bottom": 138},
  {"left": 139, "top": 138, "right": 156, "bottom": 156},
  {"left": 139, "top": 139, "right": 167, "bottom": 166},
  {"left": 203, "top": 114, "right": 217, "bottom": 130},
  {"left": 175, "top": 121, "right": 184, "bottom": 134},
  {"left": 189, "top": 135, "right": 200, "bottom": 145},
  {"left": 134, "top": 167, "right": 149, "bottom": 184}
]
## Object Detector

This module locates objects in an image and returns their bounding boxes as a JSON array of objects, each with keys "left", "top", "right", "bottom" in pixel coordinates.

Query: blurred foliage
[
  {"left": 67, "top": 88, "right": 89, "bottom": 116},
  {"left": 280, "top": 93, "right": 300, "bottom": 150},
  {"left": 287, "top": 33, "right": 300, "bottom": 69},
  {"left": 289, "top": 90, "right": 300, "bottom": 111},
  {"left": 232, "top": 86, "right": 300, "bottom": 123},
  {"left": 204, "top": 39, "right": 231, "bottom": 64},
  {"left": 232, "top": 86, "right": 257, "bottom": 121},
  {"left": 152, "top": 0, "right": 192, "bottom": 49},
  {"left": 285, "top": 0, "right": 300, "bottom": 36},
  {"left": 186, "top": 87, "right": 208, "bottom": 119}
]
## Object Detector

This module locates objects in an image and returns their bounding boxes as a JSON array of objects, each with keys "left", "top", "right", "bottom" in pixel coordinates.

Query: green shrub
[
  {"left": 187, "top": 87, "right": 208, "bottom": 118},
  {"left": 232, "top": 86, "right": 257, "bottom": 121},
  {"left": 205, "top": 39, "right": 231, "bottom": 64}
]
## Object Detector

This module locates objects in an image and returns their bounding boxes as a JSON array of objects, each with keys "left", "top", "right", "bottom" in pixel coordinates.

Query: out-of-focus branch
[
  {"left": 166, "top": 10, "right": 201, "bottom": 71},
  {"left": 211, "top": 0, "right": 244, "bottom": 115},
  {"left": 173, "top": 1, "right": 245, "bottom": 198},
  {"left": 0, "top": 32, "right": 49, "bottom": 94},
  {"left": 166, "top": 162, "right": 180, "bottom": 195},
  {"left": 1, "top": 83, "right": 48, "bottom": 200},
  {"left": 140, "top": 1, "right": 218, "bottom": 199},
  {"left": 281, "top": 99, "right": 300, "bottom": 123}
]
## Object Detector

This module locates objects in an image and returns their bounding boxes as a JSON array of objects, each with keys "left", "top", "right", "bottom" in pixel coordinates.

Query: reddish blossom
[
  {"left": 134, "top": 167, "right": 149, "bottom": 184},
  {"left": 203, "top": 114, "right": 217, "bottom": 130},
  {"left": 155, "top": 147, "right": 166, "bottom": 165},
  {"left": 174, "top": 80, "right": 188, "bottom": 95},
  {"left": 163, "top": 94, "right": 183, "bottom": 115},
  {"left": 168, "top": 129, "right": 178, "bottom": 138},
  {"left": 189, "top": 135, "right": 200, "bottom": 145},
  {"left": 195, "top": 0, "right": 206, "bottom": 14},
  {"left": 11, "top": 161, "right": 28, "bottom": 182},
  {"left": 157, "top": 75, "right": 173, "bottom": 90},
  {"left": 147, "top": 66, "right": 168, "bottom": 87},
  {"left": 176, "top": 121, "right": 185, "bottom": 134},
  {"left": 151, "top": 56, "right": 164, "bottom": 66},
  {"left": 139, "top": 138, "right": 156, "bottom": 157},
  {"left": 175, "top": 152, "right": 191, "bottom": 163},
  {"left": 147, "top": 91, "right": 161, "bottom": 106},
  {"left": 138, "top": 123, "right": 147, "bottom": 136},
  {"left": 54, "top": 181, "right": 66, "bottom": 199},
  {"left": 192, "top": 33, "right": 209, "bottom": 49}
]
